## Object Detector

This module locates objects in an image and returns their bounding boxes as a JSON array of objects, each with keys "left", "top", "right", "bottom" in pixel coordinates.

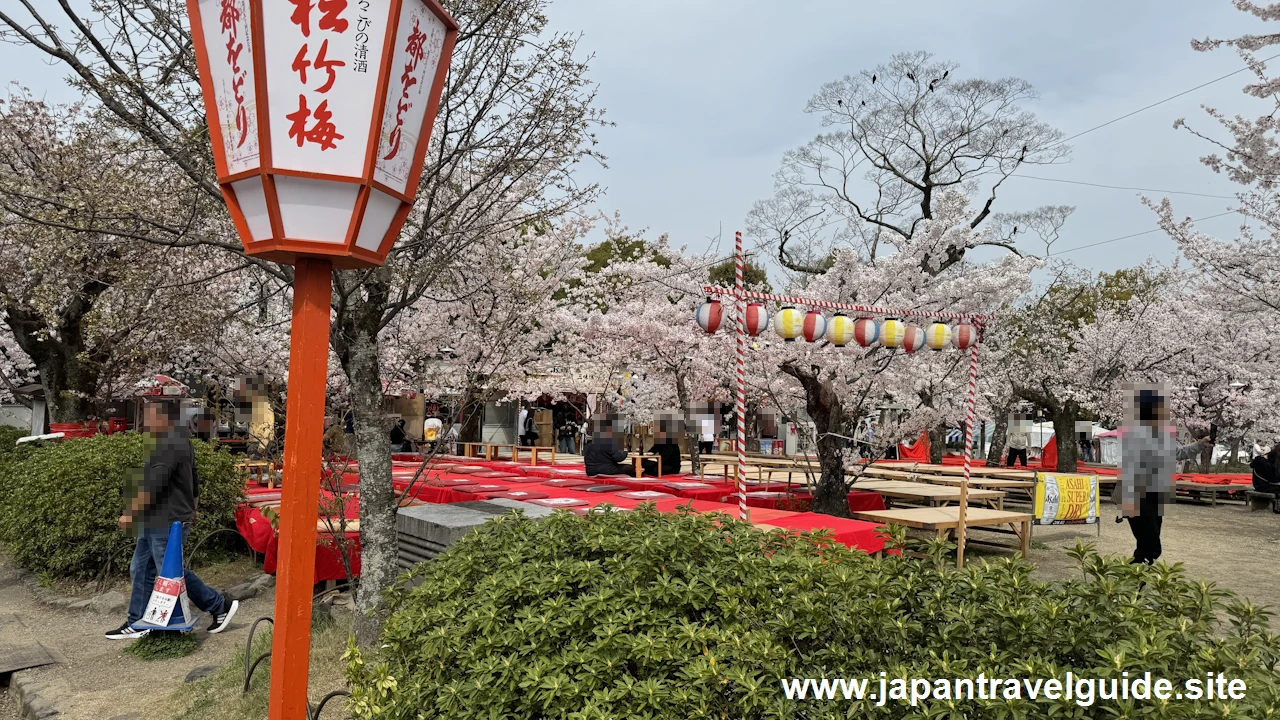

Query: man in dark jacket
[
  {"left": 583, "top": 414, "right": 632, "bottom": 477},
  {"left": 106, "top": 400, "right": 238, "bottom": 639}
]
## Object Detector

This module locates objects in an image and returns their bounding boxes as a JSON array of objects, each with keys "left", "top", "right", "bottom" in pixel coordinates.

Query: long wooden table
[
  {"left": 852, "top": 506, "right": 1034, "bottom": 556},
  {"left": 853, "top": 480, "right": 1006, "bottom": 510}
]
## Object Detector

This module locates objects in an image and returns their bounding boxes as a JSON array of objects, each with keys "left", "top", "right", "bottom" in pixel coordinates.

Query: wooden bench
[
  {"left": 514, "top": 445, "right": 555, "bottom": 466},
  {"left": 852, "top": 506, "right": 1034, "bottom": 557},
  {"left": 1246, "top": 490, "right": 1279, "bottom": 513}
]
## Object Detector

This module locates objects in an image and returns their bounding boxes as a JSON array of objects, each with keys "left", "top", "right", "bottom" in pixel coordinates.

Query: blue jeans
[
  {"left": 127, "top": 523, "right": 225, "bottom": 624},
  {"left": 558, "top": 437, "right": 575, "bottom": 454}
]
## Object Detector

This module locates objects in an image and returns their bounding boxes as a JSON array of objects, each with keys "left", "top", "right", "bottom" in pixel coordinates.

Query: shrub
[
  {"left": 0, "top": 432, "right": 244, "bottom": 578},
  {"left": 346, "top": 507, "right": 1280, "bottom": 719}
]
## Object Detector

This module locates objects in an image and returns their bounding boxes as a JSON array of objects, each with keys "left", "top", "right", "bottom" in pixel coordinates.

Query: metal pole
[
  {"left": 268, "top": 258, "right": 332, "bottom": 720},
  {"left": 957, "top": 342, "right": 979, "bottom": 569},
  {"left": 734, "top": 232, "right": 748, "bottom": 522}
]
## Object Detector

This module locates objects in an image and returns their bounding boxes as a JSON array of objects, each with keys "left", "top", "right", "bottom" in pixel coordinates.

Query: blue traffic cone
[{"left": 132, "top": 521, "right": 198, "bottom": 631}]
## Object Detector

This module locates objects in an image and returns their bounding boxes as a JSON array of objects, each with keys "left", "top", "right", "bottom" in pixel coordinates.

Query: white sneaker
[{"left": 208, "top": 600, "right": 240, "bottom": 634}]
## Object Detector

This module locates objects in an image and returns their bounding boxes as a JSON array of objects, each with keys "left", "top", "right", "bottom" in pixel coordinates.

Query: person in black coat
[
  {"left": 584, "top": 414, "right": 632, "bottom": 477},
  {"left": 643, "top": 426, "right": 681, "bottom": 477},
  {"left": 1251, "top": 446, "right": 1280, "bottom": 494}
]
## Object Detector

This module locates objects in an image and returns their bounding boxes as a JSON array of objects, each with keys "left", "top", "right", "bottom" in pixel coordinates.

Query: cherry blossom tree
[{"left": 0, "top": 95, "right": 256, "bottom": 421}]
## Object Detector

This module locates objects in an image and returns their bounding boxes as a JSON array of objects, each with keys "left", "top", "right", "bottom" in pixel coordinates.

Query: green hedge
[
  {"left": 0, "top": 432, "right": 244, "bottom": 578},
  {"left": 346, "top": 507, "right": 1280, "bottom": 719}
]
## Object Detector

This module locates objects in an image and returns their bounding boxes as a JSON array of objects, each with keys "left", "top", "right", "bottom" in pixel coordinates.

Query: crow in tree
[
  {"left": 906, "top": 72, "right": 915, "bottom": 81},
  {"left": 871, "top": 73, "right": 876, "bottom": 83}
]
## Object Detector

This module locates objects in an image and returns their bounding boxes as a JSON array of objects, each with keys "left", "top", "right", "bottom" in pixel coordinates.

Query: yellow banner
[{"left": 1034, "top": 473, "right": 1099, "bottom": 525}]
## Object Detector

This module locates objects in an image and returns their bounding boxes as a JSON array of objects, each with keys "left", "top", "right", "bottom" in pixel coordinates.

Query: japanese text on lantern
[
  {"left": 286, "top": 0, "right": 348, "bottom": 151},
  {"left": 219, "top": 0, "right": 249, "bottom": 149},
  {"left": 353, "top": 0, "right": 371, "bottom": 73},
  {"left": 383, "top": 20, "right": 427, "bottom": 162}
]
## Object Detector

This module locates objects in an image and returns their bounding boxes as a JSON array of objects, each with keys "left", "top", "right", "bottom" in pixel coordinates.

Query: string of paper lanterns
[{"left": 694, "top": 298, "right": 979, "bottom": 350}]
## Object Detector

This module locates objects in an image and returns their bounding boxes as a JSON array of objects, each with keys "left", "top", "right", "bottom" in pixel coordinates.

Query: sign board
[{"left": 1033, "top": 472, "right": 1099, "bottom": 525}]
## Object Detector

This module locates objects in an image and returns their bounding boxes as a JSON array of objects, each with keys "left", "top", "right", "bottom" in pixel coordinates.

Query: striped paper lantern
[
  {"left": 925, "top": 322, "right": 953, "bottom": 350},
  {"left": 880, "top": 318, "right": 905, "bottom": 348},
  {"left": 744, "top": 302, "right": 771, "bottom": 337},
  {"left": 801, "top": 309, "right": 827, "bottom": 343},
  {"left": 953, "top": 321, "right": 978, "bottom": 350},
  {"left": 694, "top": 298, "right": 722, "bottom": 334},
  {"left": 853, "top": 317, "right": 879, "bottom": 347},
  {"left": 774, "top": 306, "right": 803, "bottom": 342},
  {"left": 825, "top": 312, "right": 856, "bottom": 347},
  {"left": 902, "top": 324, "right": 926, "bottom": 353}
]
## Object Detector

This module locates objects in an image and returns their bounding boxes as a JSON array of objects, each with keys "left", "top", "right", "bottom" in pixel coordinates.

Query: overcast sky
[
  {"left": 3, "top": 0, "right": 1266, "bottom": 275},
  {"left": 540, "top": 0, "right": 1264, "bottom": 273}
]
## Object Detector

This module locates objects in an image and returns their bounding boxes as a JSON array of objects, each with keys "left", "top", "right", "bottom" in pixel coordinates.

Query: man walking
[{"left": 106, "top": 400, "right": 239, "bottom": 639}]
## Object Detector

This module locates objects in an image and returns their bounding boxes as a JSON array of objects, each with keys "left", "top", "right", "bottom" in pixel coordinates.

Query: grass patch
[
  {"left": 125, "top": 631, "right": 200, "bottom": 660},
  {"left": 1030, "top": 540, "right": 1049, "bottom": 550},
  {"left": 168, "top": 619, "right": 351, "bottom": 720}
]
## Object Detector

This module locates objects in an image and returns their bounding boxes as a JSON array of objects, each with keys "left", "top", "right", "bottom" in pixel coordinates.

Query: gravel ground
[
  {"left": 1027, "top": 499, "right": 1280, "bottom": 599},
  {"left": 0, "top": 689, "right": 18, "bottom": 720}
]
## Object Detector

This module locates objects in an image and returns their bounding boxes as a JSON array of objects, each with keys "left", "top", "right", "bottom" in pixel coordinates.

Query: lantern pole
[
  {"left": 957, "top": 340, "right": 979, "bottom": 569},
  {"left": 268, "top": 257, "right": 333, "bottom": 720},
  {"left": 734, "top": 231, "right": 749, "bottom": 521}
]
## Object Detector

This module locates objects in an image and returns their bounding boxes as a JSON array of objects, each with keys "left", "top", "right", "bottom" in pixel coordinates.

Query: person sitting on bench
[
  {"left": 584, "top": 413, "right": 632, "bottom": 477},
  {"left": 1251, "top": 445, "right": 1280, "bottom": 495},
  {"left": 643, "top": 416, "right": 681, "bottom": 477}
]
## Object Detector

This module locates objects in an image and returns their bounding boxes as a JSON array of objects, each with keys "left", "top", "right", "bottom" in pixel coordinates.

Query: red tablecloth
[
  {"left": 847, "top": 490, "right": 887, "bottom": 513},
  {"left": 757, "top": 512, "right": 886, "bottom": 554},
  {"left": 1177, "top": 473, "right": 1252, "bottom": 486},
  {"left": 237, "top": 505, "right": 363, "bottom": 582}
]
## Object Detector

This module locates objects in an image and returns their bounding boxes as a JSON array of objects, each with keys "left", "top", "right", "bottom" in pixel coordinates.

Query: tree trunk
[
  {"left": 928, "top": 423, "right": 946, "bottom": 464},
  {"left": 1229, "top": 438, "right": 1240, "bottom": 467},
  {"left": 342, "top": 327, "right": 395, "bottom": 647},
  {"left": 36, "top": 354, "right": 101, "bottom": 423},
  {"left": 1051, "top": 406, "right": 1079, "bottom": 473},
  {"left": 986, "top": 403, "right": 1010, "bottom": 466},
  {"left": 780, "top": 362, "right": 848, "bottom": 518},
  {"left": 675, "top": 371, "right": 698, "bottom": 475}
]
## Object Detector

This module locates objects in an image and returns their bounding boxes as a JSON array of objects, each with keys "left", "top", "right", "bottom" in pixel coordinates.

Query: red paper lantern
[
  {"left": 188, "top": 0, "right": 458, "bottom": 269},
  {"left": 801, "top": 309, "right": 827, "bottom": 343},
  {"left": 744, "top": 303, "right": 770, "bottom": 337},
  {"left": 853, "top": 317, "right": 879, "bottom": 347},
  {"left": 695, "top": 298, "right": 722, "bottom": 334},
  {"left": 902, "top": 324, "right": 926, "bottom": 353},
  {"left": 953, "top": 321, "right": 979, "bottom": 350}
]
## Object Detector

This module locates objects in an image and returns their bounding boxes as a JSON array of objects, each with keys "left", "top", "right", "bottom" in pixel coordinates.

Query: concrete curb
[{"left": 10, "top": 669, "right": 60, "bottom": 719}]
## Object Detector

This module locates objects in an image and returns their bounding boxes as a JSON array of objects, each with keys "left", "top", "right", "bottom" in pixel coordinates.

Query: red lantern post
[{"left": 185, "top": 0, "right": 457, "bottom": 717}]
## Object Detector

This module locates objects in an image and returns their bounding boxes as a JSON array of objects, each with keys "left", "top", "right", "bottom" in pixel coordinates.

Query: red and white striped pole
[
  {"left": 734, "top": 231, "right": 749, "bottom": 521},
  {"left": 957, "top": 342, "right": 980, "bottom": 568}
]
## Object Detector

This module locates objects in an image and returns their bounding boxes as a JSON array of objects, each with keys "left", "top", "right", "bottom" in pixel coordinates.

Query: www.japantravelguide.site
[{"left": 781, "top": 672, "right": 1248, "bottom": 708}]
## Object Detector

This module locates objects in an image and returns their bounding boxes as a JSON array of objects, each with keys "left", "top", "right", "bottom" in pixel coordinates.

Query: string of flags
[{"left": 694, "top": 298, "right": 978, "bottom": 351}]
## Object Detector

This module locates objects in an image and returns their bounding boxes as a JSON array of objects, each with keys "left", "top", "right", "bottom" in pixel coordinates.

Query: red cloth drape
[
  {"left": 897, "top": 432, "right": 930, "bottom": 461},
  {"left": 1040, "top": 436, "right": 1057, "bottom": 469}
]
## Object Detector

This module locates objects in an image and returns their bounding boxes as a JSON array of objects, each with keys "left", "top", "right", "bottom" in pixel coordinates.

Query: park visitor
[
  {"left": 389, "top": 418, "right": 408, "bottom": 452},
  {"left": 557, "top": 417, "right": 577, "bottom": 454},
  {"left": 1118, "top": 385, "right": 1212, "bottom": 565},
  {"left": 1006, "top": 414, "right": 1030, "bottom": 467},
  {"left": 1250, "top": 446, "right": 1280, "bottom": 511},
  {"left": 106, "top": 399, "right": 239, "bottom": 640},
  {"left": 584, "top": 414, "right": 632, "bottom": 477},
  {"left": 643, "top": 418, "right": 681, "bottom": 477}
]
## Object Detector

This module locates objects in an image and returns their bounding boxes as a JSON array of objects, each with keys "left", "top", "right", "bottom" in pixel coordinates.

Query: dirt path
[{"left": 0, "top": 556, "right": 273, "bottom": 720}]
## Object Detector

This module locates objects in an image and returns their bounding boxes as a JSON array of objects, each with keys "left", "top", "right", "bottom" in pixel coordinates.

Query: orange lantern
[
  {"left": 185, "top": 3, "right": 457, "bottom": 719},
  {"left": 189, "top": 0, "right": 458, "bottom": 268}
]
